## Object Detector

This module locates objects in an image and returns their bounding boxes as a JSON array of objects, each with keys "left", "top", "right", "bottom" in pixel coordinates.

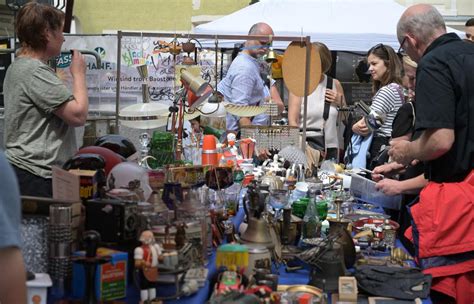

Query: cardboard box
[
  {"left": 167, "top": 165, "right": 211, "bottom": 188},
  {"left": 338, "top": 276, "right": 358, "bottom": 302},
  {"left": 71, "top": 169, "right": 99, "bottom": 201},
  {"left": 72, "top": 247, "right": 127, "bottom": 301},
  {"left": 52, "top": 167, "right": 99, "bottom": 202},
  {"left": 26, "top": 273, "right": 52, "bottom": 304}
]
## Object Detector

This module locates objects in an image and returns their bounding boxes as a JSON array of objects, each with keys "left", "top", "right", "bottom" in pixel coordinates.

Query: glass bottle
[{"left": 301, "top": 189, "right": 320, "bottom": 240}]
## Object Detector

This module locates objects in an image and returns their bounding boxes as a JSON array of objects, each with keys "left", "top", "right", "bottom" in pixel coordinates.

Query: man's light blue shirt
[{"left": 217, "top": 53, "right": 269, "bottom": 132}]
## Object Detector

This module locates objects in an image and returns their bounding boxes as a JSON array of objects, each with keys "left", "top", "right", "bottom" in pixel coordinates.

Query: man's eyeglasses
[
  {"left": 397, "top": 36, "right": 408, "bottom": 56},
  {"left": 258, "top": 40, "right": 272, "bottom": 48}
]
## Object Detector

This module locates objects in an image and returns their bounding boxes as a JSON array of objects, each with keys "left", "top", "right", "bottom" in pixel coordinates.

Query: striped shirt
[{"left": 371, "top": 83, "right": 404, "bottom": 137}]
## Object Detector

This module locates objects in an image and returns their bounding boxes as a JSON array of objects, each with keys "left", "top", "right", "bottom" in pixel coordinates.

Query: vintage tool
[{"left": 73, "top": 231, "right": 111, "bottom": 304}]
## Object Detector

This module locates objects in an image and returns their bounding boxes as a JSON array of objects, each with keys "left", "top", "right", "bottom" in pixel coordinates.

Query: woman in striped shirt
[{"left": 352, "top": 44, "right": 404, "bottom": 169}]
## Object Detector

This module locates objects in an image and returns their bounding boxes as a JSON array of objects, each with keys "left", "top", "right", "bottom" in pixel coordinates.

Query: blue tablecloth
[{"left": 64, "top": 196, "right": 432, "bottom": 303}]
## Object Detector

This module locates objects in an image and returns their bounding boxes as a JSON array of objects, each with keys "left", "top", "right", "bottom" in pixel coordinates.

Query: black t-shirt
[
  {"left": 392, "top": 102, "right": 415, "bottom": 138},
  {"left": 415, "top": 33, "right": 474, "bottom": 183}
]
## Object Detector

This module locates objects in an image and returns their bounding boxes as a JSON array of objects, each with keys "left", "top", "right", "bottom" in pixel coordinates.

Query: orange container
[
  {"left": 202, "top": 135, "right": 218, "bottom": 166},
  {"left": 202, "top": 135, "right": 217, "bottom": 150},
  {"left": 202, "top": 150, "right": 218, "bottom": 166}
]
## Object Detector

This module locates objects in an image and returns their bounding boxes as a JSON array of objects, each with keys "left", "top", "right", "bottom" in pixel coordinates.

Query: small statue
[
  {"left": 134, "top": 230, "right": 163, "bottom": 304},
  {"left": 175, "top": 222, "right": 187, "bottom": 250}
]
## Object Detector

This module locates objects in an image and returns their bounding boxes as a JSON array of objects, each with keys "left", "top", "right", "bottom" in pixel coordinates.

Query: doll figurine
[{"left": 134, "top": 230, "right": 163, "bottom": 303}]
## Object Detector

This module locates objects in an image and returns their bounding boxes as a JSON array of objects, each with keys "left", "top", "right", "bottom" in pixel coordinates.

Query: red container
[{"left": 202, "top": 135, "right": 218, "bottom": 166}]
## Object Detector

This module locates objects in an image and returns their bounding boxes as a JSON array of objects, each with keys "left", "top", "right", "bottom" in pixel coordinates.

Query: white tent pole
[{"left": 301, "top": 36, "right": 311, "bottom": 152}]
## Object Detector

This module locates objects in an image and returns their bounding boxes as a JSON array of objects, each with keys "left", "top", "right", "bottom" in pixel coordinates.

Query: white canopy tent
[{"left": 194, "top": 0, "right": 462, "bottom": 51}]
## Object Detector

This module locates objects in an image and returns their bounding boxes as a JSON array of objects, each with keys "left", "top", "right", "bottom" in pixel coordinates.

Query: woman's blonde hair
[
  {"left": 312, "top": 42, "right": 332, "bottom": 74},
  {"left": 402, "top": 55, "right": 417, "bottom": 68}
]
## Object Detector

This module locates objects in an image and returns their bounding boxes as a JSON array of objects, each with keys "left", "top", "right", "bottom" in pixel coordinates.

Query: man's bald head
[
  {"left": 397, "top": 4, "right": 446, "bottom": 62},
  {"left": 397, "top": 4, "right": 446, "bottom": 46},
  {"left": 248, "top": 22, "right": 274, "bottom": 36},
  {"left": 244, "top": 22, "right": 274, "bottom": 58}
]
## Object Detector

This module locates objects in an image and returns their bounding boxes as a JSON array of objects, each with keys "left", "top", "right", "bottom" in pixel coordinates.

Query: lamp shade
[
  {"left": 224, "top": 102, "right": 267, "bottom": 117},
  {"left": 187, "top": 84, "right": 212, "bottom": 110},
  {"left": 183, "top": 110, "right": 201, "bottom": 121},
  {"left": 181, "top": 69, "right": 208, "bottom": 96},
  {"left": 119, "top": 102, "right": 169, "bottom": 129},
  {"left": 200, "top": 101, "right": 226, "bottom": 117}
]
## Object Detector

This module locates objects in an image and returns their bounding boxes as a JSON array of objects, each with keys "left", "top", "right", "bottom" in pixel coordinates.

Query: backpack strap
[
  {"left": 409, "top": 102, "right": 416, "bottom": 128},
  {"left": 323, "top": 76, "right": 333, "bottom": 121}
]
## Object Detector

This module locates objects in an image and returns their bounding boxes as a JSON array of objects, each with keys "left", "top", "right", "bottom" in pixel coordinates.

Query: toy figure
[
  {"left": 174, "top": 222, "right": 187, "bottom": 250},
  {"left": 134, "top": 230, "right": 163, "bottom": 303}
]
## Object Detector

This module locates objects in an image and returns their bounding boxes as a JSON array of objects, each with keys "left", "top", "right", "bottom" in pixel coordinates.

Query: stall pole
[
  {"left": 114, "top": 31, "right": 123, "bottom": 133},
  {"left": 301, "top": 36, "right": 311, "bottom": 152}
]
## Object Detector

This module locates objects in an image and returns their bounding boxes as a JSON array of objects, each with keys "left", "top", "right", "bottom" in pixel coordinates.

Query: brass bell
[
  {"left": 265, "top": 47, "right": 277, "bottom": 63},
  {"left": 240, "top": 217, "right": 275, "bottom": 250}
]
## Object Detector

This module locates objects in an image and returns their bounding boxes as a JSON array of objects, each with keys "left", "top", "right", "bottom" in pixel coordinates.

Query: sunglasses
[
  {"left": 397, "top": 36, "right": 408, "bottom": 56},
  {"left": 368, "top": 43, "right": 388, "bottom": 56}
]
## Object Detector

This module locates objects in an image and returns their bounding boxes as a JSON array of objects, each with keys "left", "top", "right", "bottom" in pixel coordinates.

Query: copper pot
[{"left": 182, "top": 41, "right": 196, "bottom": 54}]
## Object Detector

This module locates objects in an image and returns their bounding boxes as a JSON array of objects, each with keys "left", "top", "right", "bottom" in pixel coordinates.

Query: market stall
[{"left": 17, "top": 30, "right": 437, "bottom": 304}]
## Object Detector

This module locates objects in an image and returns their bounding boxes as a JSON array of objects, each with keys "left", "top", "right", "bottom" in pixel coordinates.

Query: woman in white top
[
  {"left": 288, "top": 42, "right": 346, "bottom": 162},
  {"left": 352, "top": 43, "right": 404, "bottom": 169}
]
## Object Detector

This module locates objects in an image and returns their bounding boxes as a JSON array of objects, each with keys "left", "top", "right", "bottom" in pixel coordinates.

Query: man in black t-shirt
[{"left": 389, "top": 4, "right": 474, "bottom": 183}]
